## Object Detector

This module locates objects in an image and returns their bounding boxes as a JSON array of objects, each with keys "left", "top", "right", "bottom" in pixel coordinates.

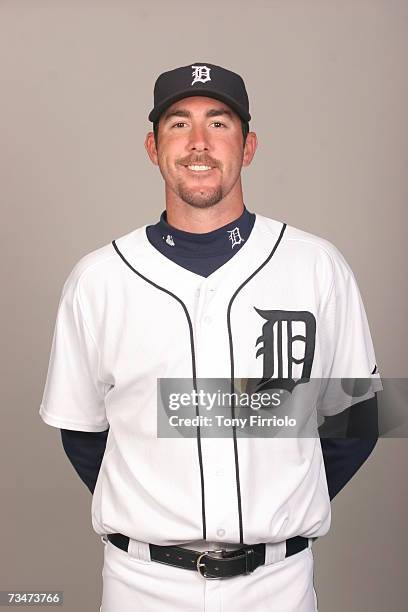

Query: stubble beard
[{"left": 176, "top": 182, "right": 224, "bottom": 209}]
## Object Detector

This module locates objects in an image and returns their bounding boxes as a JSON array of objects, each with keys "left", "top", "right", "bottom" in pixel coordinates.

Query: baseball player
[{"left": 39, "top": 62, "right": 382, "bottom": 612}]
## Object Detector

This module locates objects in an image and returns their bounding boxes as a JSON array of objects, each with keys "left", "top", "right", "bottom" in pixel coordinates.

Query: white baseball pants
[{"left": 99, "top": 535, "right": 319, "bottom": 612}]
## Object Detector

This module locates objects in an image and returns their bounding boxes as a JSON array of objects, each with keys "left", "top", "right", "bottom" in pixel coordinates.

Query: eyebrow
[{"left": 162, "top": 108, "right": 234, "bottom": 123}]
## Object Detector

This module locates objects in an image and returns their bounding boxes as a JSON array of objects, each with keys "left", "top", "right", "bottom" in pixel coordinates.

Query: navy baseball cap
[{"left": 148, "top": 62, "right": 251, "bottom": 124}]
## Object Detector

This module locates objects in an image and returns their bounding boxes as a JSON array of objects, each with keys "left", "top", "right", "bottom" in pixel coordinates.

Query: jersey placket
[{"left": 192, "top": 277, "right": 243, "bottom": 545}]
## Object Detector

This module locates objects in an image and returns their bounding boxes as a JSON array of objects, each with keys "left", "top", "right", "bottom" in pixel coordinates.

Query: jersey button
[
  {"left": 203, "top": 315, "right": 212, "bottom": 324},
  {"left": 215, "top": 469, "right": 223, "bottom": 476},
  {"left": 217, "top": 528, "right": 226, "bottom": 537}
]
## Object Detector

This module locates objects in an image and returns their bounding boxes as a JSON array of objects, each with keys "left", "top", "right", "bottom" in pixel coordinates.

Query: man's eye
[{"left": 211, "top": 122, "right": 226, "bottom": 128}]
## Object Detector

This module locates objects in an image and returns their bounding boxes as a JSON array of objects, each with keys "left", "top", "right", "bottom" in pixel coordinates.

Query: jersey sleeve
[
  {"left": 39, "top": 267, "right": 109, "bottom": 432},
  {"left": 316, "top": 245, "right": 383, "bottom": 417}
]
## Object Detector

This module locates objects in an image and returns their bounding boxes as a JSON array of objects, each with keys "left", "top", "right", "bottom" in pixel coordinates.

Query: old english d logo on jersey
[
  {"left": 253, "top": 309, "right": 316, "bottom": 393},
  {"left": 191, "top": 65, "right": 211, "bottom": 85},
  {"left": 228, "top": 227, "right": 244, "bottom": 249}
]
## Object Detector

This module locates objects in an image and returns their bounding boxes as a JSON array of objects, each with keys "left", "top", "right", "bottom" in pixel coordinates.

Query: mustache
[{"left": 179, "top": 158, "right": 219, "bottom": 167}]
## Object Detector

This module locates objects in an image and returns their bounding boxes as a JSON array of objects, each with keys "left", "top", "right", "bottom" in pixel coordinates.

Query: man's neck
[
  {"left": 164, "top": 182, "right": 246, "bottom": 233},
  {"left": 167, "top": 204, "right": 245, "bottom": 233}
]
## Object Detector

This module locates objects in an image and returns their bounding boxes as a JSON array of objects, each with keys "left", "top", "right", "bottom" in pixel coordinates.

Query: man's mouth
[{"left": 182, "top": 164, "right": 216, "bottom": 174}]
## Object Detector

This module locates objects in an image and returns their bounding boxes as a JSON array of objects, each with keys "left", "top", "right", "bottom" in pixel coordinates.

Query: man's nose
[{"left": 188, "top": 125, "right": 210, "bottom": 151}]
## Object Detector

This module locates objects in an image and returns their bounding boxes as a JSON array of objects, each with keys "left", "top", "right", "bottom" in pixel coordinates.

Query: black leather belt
[{"left": 106, "top": 533, "right": 310, "bottom": 579}]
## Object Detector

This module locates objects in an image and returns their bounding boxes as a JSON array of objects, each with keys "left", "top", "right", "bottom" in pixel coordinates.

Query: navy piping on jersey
[
  {"left": 112, "top": 221, "right": 287, "bottom": 546},
  {"left": 111, "top": 239, "right": 208, "bottom": 541},
  {"left": 226, "top": 222, "right": 287, "bottom": 544},
  {"left": 112, "top": 223, "right": 286, "bottom": 544}
]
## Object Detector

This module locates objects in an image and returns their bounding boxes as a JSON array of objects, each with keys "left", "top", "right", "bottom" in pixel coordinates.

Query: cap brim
[{"left": 148, "top": 89, "right": 251, "bottom": 123}]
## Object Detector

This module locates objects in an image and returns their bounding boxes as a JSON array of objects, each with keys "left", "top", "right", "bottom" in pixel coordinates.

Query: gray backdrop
[{"left": 1, "top": 1, "right": 407, "bottom": 610}]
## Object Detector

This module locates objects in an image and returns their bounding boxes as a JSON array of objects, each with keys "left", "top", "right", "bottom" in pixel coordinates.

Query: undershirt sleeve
[
  {"left": 319, "top": 393, "right": 379, "bottom": 500},
  {"left": 60, "top": 427, "right": 109, "bottom": 494}
]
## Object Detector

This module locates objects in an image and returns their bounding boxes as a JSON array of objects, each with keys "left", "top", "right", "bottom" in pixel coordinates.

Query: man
[{"left": 40, "top": 62, "right": 382, "bottom": 612}]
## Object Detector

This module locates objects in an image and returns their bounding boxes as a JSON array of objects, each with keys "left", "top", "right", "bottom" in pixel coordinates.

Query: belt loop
[
  {"left": 264, "top": 540, "right": 286, "bottom": 566},
  {"left": 127, "top": 538, "right": 152, "bottom": 563},
  {"left": 100, "top": 534, "right": 108, "bottom": 546},
  {"left": 245, "top": 548, "right": 255, "bottom": 574}
]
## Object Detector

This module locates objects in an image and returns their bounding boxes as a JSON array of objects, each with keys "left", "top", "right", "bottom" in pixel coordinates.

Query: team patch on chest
[{"left": 249, "top": 308, "right": 316, "bottom": 393}]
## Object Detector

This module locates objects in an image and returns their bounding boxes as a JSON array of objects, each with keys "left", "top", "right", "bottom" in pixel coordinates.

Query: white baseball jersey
[{"left": 39, "top": 213, "right": 382, "bottom": 546}]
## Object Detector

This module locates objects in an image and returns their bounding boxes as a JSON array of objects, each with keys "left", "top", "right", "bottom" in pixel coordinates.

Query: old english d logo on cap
[{"left": 191, "top": 65, "right": 211, "bottom": 85}]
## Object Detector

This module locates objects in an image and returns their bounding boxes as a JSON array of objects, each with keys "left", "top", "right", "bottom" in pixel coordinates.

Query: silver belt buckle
[{"left": 196, "top": 548, "right": 226, "bottom": 579}]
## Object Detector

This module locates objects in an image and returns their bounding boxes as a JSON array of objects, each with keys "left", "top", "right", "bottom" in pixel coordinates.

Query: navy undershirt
[
  {"left": 61, "top": 206, "right": 378, "bottom": 500},
  {"left": 145, "top": 205, "right": 256, "bottom": 277}
]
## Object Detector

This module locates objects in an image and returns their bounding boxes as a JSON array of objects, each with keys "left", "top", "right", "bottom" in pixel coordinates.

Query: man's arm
[
  {"left": 60, "top": 428, "right": 109, "bottom": 494},
  {"left": 319, "top": 394, "right": 379, "bottom": 500}
]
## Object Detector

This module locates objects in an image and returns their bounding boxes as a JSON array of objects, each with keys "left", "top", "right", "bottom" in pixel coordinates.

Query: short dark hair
[{"left": 153, "top": 118, "right": 249, "bottom": 149}]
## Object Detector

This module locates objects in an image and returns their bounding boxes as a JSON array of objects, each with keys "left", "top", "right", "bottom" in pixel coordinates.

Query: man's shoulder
[
  {"left": 60, "top": 224, "right": 147, "bottom": 297},
  {"left": 257, "top": 213, "right": 351, "bottom": 271}
]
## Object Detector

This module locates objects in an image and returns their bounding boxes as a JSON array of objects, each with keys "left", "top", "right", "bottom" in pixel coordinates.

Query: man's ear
[
  {"left": 242, "top": 131, "right": 258, "bottom": 167},
  {"left": 145, "top": 132, "right": 159, "bottom": 165}
]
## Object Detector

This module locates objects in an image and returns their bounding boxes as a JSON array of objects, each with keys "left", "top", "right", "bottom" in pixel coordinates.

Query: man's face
[{"left": 145, "top": 96, "right": 255, "bottom": 209}]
